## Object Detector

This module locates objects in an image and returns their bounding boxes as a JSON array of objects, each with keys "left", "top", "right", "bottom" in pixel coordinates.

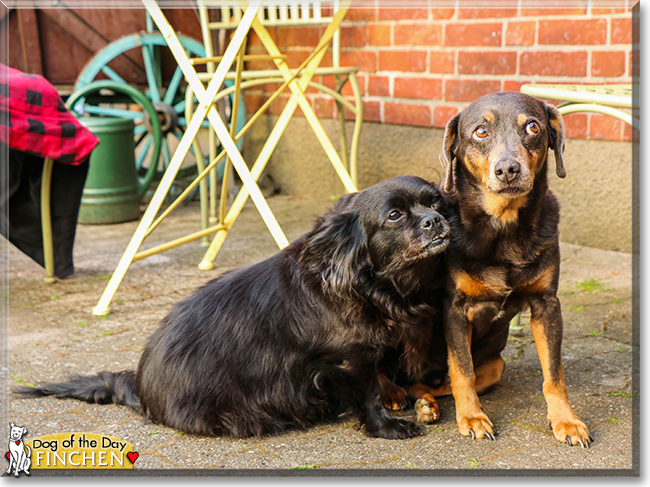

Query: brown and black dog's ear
[
  {"left": 545, "top": 103, "right": 567, "bottom": 178},
  {"left": 439, "top": 113, "right": 461, "bottom": 193}
]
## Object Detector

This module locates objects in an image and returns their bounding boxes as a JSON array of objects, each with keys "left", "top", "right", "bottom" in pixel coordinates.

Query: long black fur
[{"left": 18, "top": 176, "right": 450, "bottom": 439}]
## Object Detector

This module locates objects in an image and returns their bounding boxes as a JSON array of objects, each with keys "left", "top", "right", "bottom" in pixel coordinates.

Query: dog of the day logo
[
  {"left": 6, "top": 423, "right": 31, "bottom": 476},
  {"left": 5, "top": 424, "right": 138, "bottom": 473}
]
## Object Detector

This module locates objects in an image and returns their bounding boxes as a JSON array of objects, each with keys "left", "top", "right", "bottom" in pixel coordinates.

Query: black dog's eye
[
  {"left": 387, "top": 210, "right": 402, "bottom": 222},
  {"left": 431, "top": 194, "right": 441, "bottom": 207},
  {"left": 473, "top": 127, "right": 488, "bottom": 140},
  {"left": 526, "top": 121, "right": 540, "bottom": 136}
]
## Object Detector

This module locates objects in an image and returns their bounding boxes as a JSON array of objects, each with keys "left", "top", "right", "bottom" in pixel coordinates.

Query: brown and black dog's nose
[{"left": 494, "top": 159, "right": 521, "bottom": 183}]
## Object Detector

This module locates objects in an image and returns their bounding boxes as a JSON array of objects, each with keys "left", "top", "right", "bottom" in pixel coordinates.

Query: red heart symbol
[
  {"left": 5, "top": 452, "right": 9, "bottom": 460},
  {"left": 15, "top": 441, "right": 20, "bottom": 446},
  {"left": 127, "top": 452, "right": 138, "bottom": 464}
]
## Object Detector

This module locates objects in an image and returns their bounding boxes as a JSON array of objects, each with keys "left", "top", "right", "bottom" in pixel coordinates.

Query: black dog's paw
[
  {"left": 366, "top": 418, "right": 424, "bottom": 439},
  {"left": 381, "top": 383, "right": 409, "bottom": 411}
]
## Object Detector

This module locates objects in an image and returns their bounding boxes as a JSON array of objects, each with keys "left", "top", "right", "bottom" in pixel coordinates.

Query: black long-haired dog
[{"left": 19, "top": 176, "right": 450, "bottom": 439}]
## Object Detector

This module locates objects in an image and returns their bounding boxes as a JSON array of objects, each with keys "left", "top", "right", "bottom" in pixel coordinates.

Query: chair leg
[
  {"left": 334, "top": 75, "right": 349, "bottom": 171},
  {"left": 509, "top": 313, "right": 524, "bottom": 335},
  {"left": 195, "top": 141, "right": 210, "bottom": 247},
  {"left": 40, "top": 157, "right": 56, "bottom": 284},
  {"left": 185, "top": 87, "right": 210, "bottom": 246},
  {"left": 93, "top": 95, "right": 216, "bottom": 316},
  {"left": 199, "top": 84, "right": 306, "bottom": 270},
  {"left": 348, "top": 72, "right": 363, "bottom": 188},
  {"left": 209, "top": 128, "right": 218, "bottom": 224},
  {"left": 336, "top": 101, "right": 348, "bottom": 169}
]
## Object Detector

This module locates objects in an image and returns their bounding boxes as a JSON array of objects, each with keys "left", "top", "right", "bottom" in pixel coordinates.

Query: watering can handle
[{"left": 66, "top": 81, "right": 162, "bottom": 198}]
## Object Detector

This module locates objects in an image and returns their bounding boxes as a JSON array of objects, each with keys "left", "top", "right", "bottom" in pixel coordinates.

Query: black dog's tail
[{"left": 16, "top": 371, "right": 141, "bottom": 413}]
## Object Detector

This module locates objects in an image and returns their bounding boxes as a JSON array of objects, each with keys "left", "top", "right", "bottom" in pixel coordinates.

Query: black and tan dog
[
  {"left": 434, "top": 91, "right": 592, "bottom": 447},
  {"left": 381, "top": 92, "right": 592, "bottom": 447}
]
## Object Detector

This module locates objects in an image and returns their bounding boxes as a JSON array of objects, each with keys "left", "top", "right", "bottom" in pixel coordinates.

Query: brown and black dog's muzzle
[
  {"left": 493, "top": 159, "right": 521, "bottom": 184},
  {"left": 484, "top": 132, "right": 536, "bottom": 198}
]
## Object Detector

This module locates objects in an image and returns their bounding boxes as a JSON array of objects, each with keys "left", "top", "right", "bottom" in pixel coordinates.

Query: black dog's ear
[
  {"left": 329, "top": 192, "right": 358, "bottom": 213},
  {"left": 439, "top": 113, "right": 460, "bottom": 193},
  {"left": 545, "top": 103, "right": 566, "bottom": 178},
  {"left": 300, "top": 206, "right": 369, "bottom": 298}
]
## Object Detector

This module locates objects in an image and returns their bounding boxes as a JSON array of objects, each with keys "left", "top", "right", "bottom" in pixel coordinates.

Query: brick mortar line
[
  {"left": 340, "top": 13, "right": 632, "bottom": 27},
  {"left": 346, "top": 73, "right": 633, "bottom": 81},
  {"left": 606, "top": 12, "right": 612, "bottom": 44},
  {"left": 335, "top": 95, "right": 631, "bottom": 110},
  {"left": 337, "top": 45, "right": 618, "bottom": 59}
]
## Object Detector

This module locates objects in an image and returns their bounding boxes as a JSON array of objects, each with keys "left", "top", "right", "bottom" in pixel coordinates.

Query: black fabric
[{"left": 0, "top": 145, "right": 88, "bottom": 278}]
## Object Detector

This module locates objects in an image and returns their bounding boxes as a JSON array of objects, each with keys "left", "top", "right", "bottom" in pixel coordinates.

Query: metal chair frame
[
  {"left": 521, "top": 83, "right": 639, "bottom": 129},
  {"left": 191, "top": 0, "right": 362, "bottom": 246},
  {"left": 91, "top": 0, "right": 357, "bottom": 315}
]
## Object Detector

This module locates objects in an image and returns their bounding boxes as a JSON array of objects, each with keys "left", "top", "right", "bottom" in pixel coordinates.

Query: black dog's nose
[
  {"left": 421, "top": 214, "right": 443, "bottom": 231},
  {"left": 494, "top": 160, "right": 521, "bottom": 183}
]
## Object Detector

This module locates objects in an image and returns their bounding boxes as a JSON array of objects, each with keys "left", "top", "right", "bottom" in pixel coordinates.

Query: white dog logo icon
[{"left": 6, "top": 423, "right": 31, "bottom": 476}]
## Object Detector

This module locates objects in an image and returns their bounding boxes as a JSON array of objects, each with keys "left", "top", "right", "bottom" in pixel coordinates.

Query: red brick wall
[{"left": 244, "top": 1, "right": 636, "bottom": 141}]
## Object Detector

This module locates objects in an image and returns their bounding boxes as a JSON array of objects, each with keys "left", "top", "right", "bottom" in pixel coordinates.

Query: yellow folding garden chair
[
  {"left": 92, "top": 0, "right": 358, "bottom": 315},
  {"left": 190, "top": 0, "right": 363, "bottom": 255}
]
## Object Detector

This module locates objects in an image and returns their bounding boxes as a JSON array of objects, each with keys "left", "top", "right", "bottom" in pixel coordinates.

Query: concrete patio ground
[{"left": 1, "top": 194, "right": 638, "bottom": 476}]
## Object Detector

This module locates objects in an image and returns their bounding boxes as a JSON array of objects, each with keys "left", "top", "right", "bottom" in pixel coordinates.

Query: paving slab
[{"left": 1, "top": 195, "right": 638, "bottom": 477}]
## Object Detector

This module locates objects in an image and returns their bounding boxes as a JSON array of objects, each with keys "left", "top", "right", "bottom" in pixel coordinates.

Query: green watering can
[{"left": 66, "top": 81, "right": 162, "bottom": 224}]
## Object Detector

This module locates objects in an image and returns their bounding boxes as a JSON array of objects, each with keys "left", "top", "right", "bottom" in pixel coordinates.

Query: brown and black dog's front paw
[
  {"left": 414, "top": 394, "right": 440, "bottom": 423},
  {"left": 549, "top": 415, "right": 592, "bottom": 448},
  {"left": 366, "top": 417, "right": 424, "bottom": 439},
  {"left": 457, "top": 412, "right": 497, "bottom": 441}
]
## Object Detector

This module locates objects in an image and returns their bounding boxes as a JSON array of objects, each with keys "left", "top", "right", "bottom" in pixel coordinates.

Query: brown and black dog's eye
[
  {"left": 525, "top": 121, "right": 540, "bottom": 136},
  {"left": 387, "top": 210, "right": 403, "bottom": 222},
  {"left": 473, "top": 126, "right": 489, "bottom": 140}
]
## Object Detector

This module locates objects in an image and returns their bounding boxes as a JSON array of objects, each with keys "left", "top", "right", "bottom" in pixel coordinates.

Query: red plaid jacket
[{"left": 0, "top": 63, "right": 99, "bottom": 164}]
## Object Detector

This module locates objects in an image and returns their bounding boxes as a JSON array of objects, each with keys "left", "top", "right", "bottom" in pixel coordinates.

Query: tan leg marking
[
  {"left": 450, "top": 268, "right": 508, "bottom": 299},
  {"left": 378, "top": 373, "right": 408, "bottom": 411},
  {"left": 410, "top": 356, "right": 504, "bottom": 401},
  {"left": 530, "top": 319, "right": 592, "bottom": 447},
  {"left": 517, "top": 266, "right": 555, "bottom": 295},
  {"left": 473, "top": 356, "right": 505, "bottom": 395},
  {"left": 448, "top": 347, "right": 496, "bottom": 440}
]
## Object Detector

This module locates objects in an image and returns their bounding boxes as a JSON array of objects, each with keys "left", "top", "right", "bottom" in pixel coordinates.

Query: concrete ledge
[{"left": 244, "top": 116, "right": 633, "bottom": 252}]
